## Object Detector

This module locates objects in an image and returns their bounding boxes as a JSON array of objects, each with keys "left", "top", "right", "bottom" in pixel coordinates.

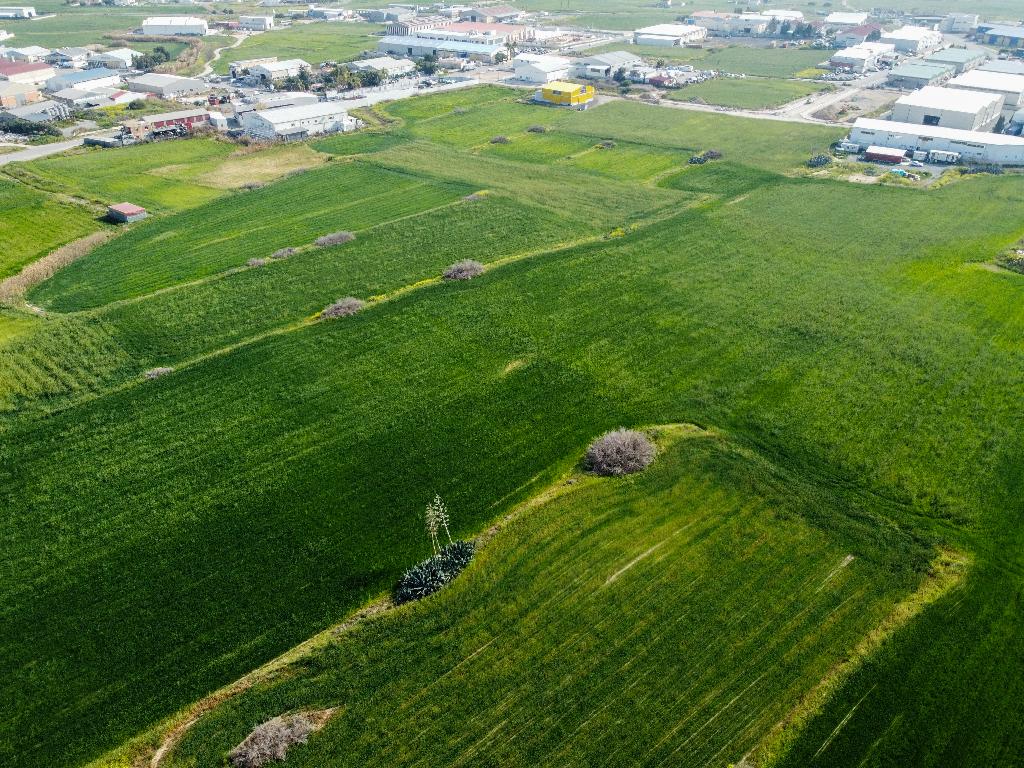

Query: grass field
[
  {"left": 665, "top": 77, "right": 831, "bottom": 110},
  {"left": 212, "top": 22, "right": 385, "bottom": 74},
  {"left": 2, "top": 86, "right": 1024, "bottom": 768}
]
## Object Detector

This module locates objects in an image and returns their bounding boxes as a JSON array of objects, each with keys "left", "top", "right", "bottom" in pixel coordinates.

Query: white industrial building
[
  {"left": 634, "top": 23, "right": 707, "bottom": 46},
  {"left": 939, "top": 13, "right": 979, "bottom": 33},
  {"left": 249, "top": 58, "right": 310, "bottom": 83},
  {"left": 125, "top": 72, "right": 204, "bottom": 96},
  {"left": 571, "top": 50, "right": 642, "bottom": 79},
  {"left": 3, "top": 45, "right": 49, "bottom": 62},
  {"left": 378, "top": 35, "right": 502, "bottom": 62},
  {"left": 140, "top": 16, "right": 209, "bottom": 36},
  {"left": 45, "top": 67, "right": 122, "bottom": 92},
  {"left": 849, "top": 117, "right": 1024, "bottom": 165},
  {"left": 830, "top": 42, "right": 894, "bottom": 73},
  {"left": 0, "top": 6, "right": 35, "bottom": 18},
  {"left": 890, "top": 86, "right": 1003, "bottom": 131},
  {"left": 980, "top": 60, "right": 1024, "bottom": 76},
  {"left": 239, "top": 15, "right": 274, "bottom": 31},
  {"left": 45, "top": 47, "right": 90, "bottom": 68},
  {"left": 512, "top": 52, "right": 570, "bottom": 83},
  {"left": 947, "top": 69, "right": 1024, "bottom": 115},
  {"left": 88, "top": 48, "right": 141, "bottom": 69},
  {"left": 345, "top": 55, "right": 415, "bottom": 77},
  {"left": 879, "top": 25, "right": 943, "bottom": 54},
  {"left": 824, "top": 11, "right": 869, "bottom": 28},
  {"left": 241, "top": 101, "right": 359, "bottom": 140}
]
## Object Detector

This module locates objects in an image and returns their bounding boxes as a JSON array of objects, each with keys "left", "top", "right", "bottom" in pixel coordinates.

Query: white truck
[{"left": 927, "top": 149, "right": 960, "bottom": 164}]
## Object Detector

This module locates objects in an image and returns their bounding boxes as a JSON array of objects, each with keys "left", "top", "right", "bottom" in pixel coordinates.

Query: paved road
[{"left": 0, "top": 138, "right": 85, "bottom": 166}]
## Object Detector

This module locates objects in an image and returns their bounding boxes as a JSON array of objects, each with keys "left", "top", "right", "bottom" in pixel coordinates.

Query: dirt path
[
  {"left": 0, "top": 230, "right": 117, "bottom": 305},
  {"left": 199, "top": 33, "right": 245, "bottom": 77}
]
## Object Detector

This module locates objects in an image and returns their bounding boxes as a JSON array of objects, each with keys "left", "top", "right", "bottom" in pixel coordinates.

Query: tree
[
  {"left": 866, "top": 28, "right": 881, "bottom": 41},
  {"left": 766, "top": 17, "right": 780, "bottom": 35},
  {"left": 424, "top": 495, "right": 452, "bottom": 554},
  {"left": 296, "top": 65, "right": 312, "bottom": 90},
  {"left": 494, "top": 51, "right": 507, "bottom": 64},
  {"left": 779, "top": 20, "right": 792, "bottom": 36},
  {"left": 504, "top": 40, "right": 518, "bottom": 60},
  {"left": 416, "top": 54, "right": 438, "bottom": 75},
  {"left": 132, "top": 45, "right": 172, "bottom": 72},
  {"left": 357, "top": 69, "right": 382, "bottom": 88},
  {"left": 612, "top": 66, "right": 627, "bottom": 83},
  {"left": 655, "top": 58, "right": 667, "bottom": 68}
]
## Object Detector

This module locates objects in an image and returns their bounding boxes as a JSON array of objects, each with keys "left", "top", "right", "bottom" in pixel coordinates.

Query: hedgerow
[
  {"left": 442, "top": 260, "right": 484, "bottom": 281},
  {"left": 320, "top": 297, "right": 365, "bottom": 319}
]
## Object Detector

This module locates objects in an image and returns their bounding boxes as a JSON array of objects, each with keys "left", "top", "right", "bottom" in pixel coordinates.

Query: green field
[
  {"left": 666, "top": 77, "right": 831, "bottom": 110},
  {"left": 583, "top": 44, "right": 830, "bottom": 79},
  {"left": 2, "top": 86, "right": 1024, "bottom": 768},
  {"left": 212, "top": 22, "right": 385, "bottom": 74}
]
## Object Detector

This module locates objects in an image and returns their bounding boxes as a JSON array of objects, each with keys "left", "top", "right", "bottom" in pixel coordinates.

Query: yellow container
[{"left": 539, "top": 81, "right": 595, "bottom": 108}]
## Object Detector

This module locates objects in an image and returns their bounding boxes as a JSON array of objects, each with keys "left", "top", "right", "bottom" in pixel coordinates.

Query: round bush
[
  {"left": 598, "top": 140, "right": 615, "bottom": 149},
  {"left": 807, "top": 153, "right": 832, "bottom": 168},
  {"left": 229, "top": 714, "right": 315, "bottom": 768},
  {"left": 314, "top": 231, "right": 355, "bottom": 247},
  {"left": 526, "top": 124, "right": 547, "bottom": 133},
  {"left": 442, "top": 259, "right": 484, "bottom": 281},
  {"left": 584, "top": 429, "right": 656, "bottom": 476},
  {"left": 490, "top": 135, "right": 510, "bottom": 144},
  {"left": 320, "top": 297, "right": 365, "bottom": 319}
]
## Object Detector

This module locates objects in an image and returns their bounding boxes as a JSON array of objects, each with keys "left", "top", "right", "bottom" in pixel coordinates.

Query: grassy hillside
[
  {"left": 212, "top": 22, "right": 385, "bottom": 74},
  {"left": 164, "top": 428, "right": 929, "bottom": 767},
  {"left": 1, "top": 88, "right": 1024, "bottom": 768}
]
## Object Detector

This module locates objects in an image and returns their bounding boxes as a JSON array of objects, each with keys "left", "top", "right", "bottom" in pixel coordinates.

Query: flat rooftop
[
  {"left": 950, "top": 69, "right": 1024, "bottom": 94},
  {"left": 888, "top": 62, "right": 953, "bottom": 78},
  {"left": 852, "top": 117, "right": 1024, "bottom": 146},
  {"left": 925, "top": 47, "right": 986, "bottom": 64},
  {"left": 895, "top": 86, "right": 1002, "bottom": 112}
]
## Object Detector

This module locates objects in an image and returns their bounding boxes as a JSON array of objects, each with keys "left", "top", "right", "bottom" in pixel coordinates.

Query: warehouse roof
[
  {"left": 379, "top": 35, "right": 502, "bottom": 53},
  {"left": 253, "top": 101, "right": 348, "bottom": 125},
  {"left": 579, "top": 50, "right": 642, "bottom": 68},
  {"left": 925, "top": 47, "right": 985, "bottom": 63},
  {"left": 142, "top": 16, "right": 206, "bottom": 25},
  {"left": 252, "top": 58, "right": 310, "bottom": 73},
  {"left": 950, "top": 69, "right": 1024, "bottom": 93},
  {"left": 889, "top": 62, "right": 953, "bottom": 79},
  {"left": 825, "top": 11, "right": 868, "bottom": 25},
  {"left": 128, "top": 72, "right": 202, "bottom": 88},
  {"left": 882, "top": 25, "right": 940, "bottom": 40},
  {"left": 895, "top": 86, "right": 1002, "bottom": 112},
  {"left": 980, "top": 59, "right": 1024, "bottom": 75},
  {"left": 49, "top": 67, "right": 120, "bottom": 85},
  {"left": 0, "top": 60, "right": 49, "bottom": 75},
  {"left": 139, "top": 108, "right": 208, "bottom": 123},
  {"left": 109, "top": 202, "right": 146, "bottom": 216},
  {"left": 852, "top": 117, "right": 1024, "bottom": 146},
  {"left": 980, "top": 24, "right": 1024, "bottom": 39},
  {"left": 635, "top": 23, "right": 702, "bottom": 36}
]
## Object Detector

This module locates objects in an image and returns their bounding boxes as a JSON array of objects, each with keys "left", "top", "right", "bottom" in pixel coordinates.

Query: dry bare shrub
[
  {"left": 442, "top": 259, "right": 484, "bottom": 281},
  {"left": 598, "top": 140, "right": 616, "bottom": 149},
  {"left": 314, "top": 231, "right": 355, "bottom": 247},
  {"left": 584, "top": 429, "right": 656, "bottom": 476},
  {"left": 463, "top": 192, "right": 485, "bottom": 202},
  {"left": 144, "top": 367, "right": 173, "bottom": 380},
  {"left": 247, "top": 258, "right": 269, "bottom": 267},
  {"left": 320, "top": 296, "right": 365, "bottom": 319},
  {"left": 452, "top": 106, "right": 468, "bottom": 114},
  {"left": 228, "top": 714, "right": 315, "bottom": 768},
  {"left": 490, "top": 135, "right": 510, "bottom": 144},
  {"left": 270, "top": 247, "right": 297, "bottom": 260},
  {"left": 242, "top": 182, "right": 265, "bottom": 191},
  {"left": 526, "top": 124, "right": 547, "bottom": 133}
]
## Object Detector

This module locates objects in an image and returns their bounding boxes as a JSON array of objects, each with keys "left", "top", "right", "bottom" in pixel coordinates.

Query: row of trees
[
  {"left": 132, "top": 46, "right": 173, "bottom": 73},
  {"left": 278, "top": 54, "right": 441, "bottom": 92}
]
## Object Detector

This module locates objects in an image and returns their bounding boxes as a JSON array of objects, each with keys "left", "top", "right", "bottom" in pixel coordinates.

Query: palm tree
[{"left": 504, "top": 40, "right": 518, "bottom": 61}]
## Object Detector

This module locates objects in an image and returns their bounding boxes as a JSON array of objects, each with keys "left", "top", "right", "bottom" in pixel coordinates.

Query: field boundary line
[
  {"left": 92, "top": 423, "right": 705, "bottom": 768},
  {"left": 743, "top": 546, "right": 970, "bottom": 768}
]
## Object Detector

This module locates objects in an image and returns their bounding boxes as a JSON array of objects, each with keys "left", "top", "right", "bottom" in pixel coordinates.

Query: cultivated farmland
[{"left": 1, "top": 87, "right": 1023, "bottom": 768}]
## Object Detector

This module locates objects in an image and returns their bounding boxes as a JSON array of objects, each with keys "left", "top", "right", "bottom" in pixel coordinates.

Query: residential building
[
  {"left": 0, "top": 78, "right": 37, "bottom": 106},
  {"left": 345, "top": 55, "right": 415, "bottom": 77},
  {"left": 886, "top": 61, "right": 953, "bottom": 89},
  {"left": 125, "top": 72, "right": 204, "bottom": 96},
  {"left": 0, "top": 60, "right": 54, "bottom": 84},
  {"left": 830, "top": 42, "right": 894, "bottom": 72},
  {"left": 46, "top": 67, "right": 122, "bottom": 92},
  {"left": 849, "top": 117, "right": 1024, "bottom": 164},
  {"left": 377, "top": 34, "right": 503, "bottom": 62},
  {"left": 240, "top": 101, "right": 358, "bottom": 140},
  {"left": 460, "top": 5, "right": 523, "bottom": 23},
  {"left": 835, "top": 23, "right": 882, "bottom": 47},
  {"left": 922, "top": 47, "right": 986, "bottom": 74},
  {"left": 977, "top": 24, "right": 1024, "bottom": 49},
  {"left": 634, "top": 23, "right": 707, "bottom": 46},
  {"left": 45, "top": 47, "right": 90, "bottom": 68},
  {"left": 126, "top": 107, "right": 210, "bottom": 138},
  {"left": 533, "top": 80, "right": 594, "bottom": 108},
  {"left": 571, "top": 50, "right": 642, "bottom": 79},
  {"left": 1, "top": 98, "right": 67, "bottom": 121},
  {"left": 88, "top": 48, "right": 142, "bottom": 69},
  {"left": 512, "top": 52, "right": 570, "bottom": 83},
  {"left": 890, "top": 86, "right": 1003, "bottom": 131},
  {"left": 879, "top": 25, "right": 943, "bottom": 54},
  {"left": 107, "top": 203, "right": 148, "bottom": 223},
  {"left": 948, "top": 69, "right": 1024, "bottom": 114},
  {"left": 939, "top": 13, "right": 978, "bottom": 33},
  {"left": 140, "top": 16, "right": 208, "bottom": 36},
  {"left": 0, "top": 6, "right": 35, "bottom": 18},
  {"left": 239, "top": 15, "right": 274, "bottom": 31},
  {"left": 248, "top": 58, "right": 310, "bottom": 83},
  {"left": 824, "top": 11, "right": 869, "bottom": 29}
]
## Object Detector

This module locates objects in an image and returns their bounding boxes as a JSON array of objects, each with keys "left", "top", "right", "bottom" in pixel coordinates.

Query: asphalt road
[{"left": 0, "top": 138, "right": 85, "bottom": 166}]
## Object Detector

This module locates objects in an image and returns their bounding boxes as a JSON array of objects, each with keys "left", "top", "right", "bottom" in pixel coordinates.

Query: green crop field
[
  {"left": 665, "top": 77, "right": 831, "bottom": 110},
  {"left": 583, "top": 44, "right": 830, "bottom": 79},
  {"left": 2, "top": 86, "right": 1024, "bottom": 768},
  {"left": 212, "top": 22, "right": 386, "bottom": 74}
]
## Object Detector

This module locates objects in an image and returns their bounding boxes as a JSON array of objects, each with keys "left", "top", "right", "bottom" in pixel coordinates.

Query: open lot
[
  {"left": 212, "top": 22, "right": 386, "bottom": 74},
  {"left": 2, "top": 86, "right": 1024, "bottom": 768},
  {"left": 584, "top": 43, "right": 830, "bottom": 79},
  {"left": 665, "top": 77, "right": 832, "bottom": 110}
]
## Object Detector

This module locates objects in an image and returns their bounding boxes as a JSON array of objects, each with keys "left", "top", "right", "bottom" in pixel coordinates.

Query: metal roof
[
  {"left": 950, "top": 69, "right": 1024, "bottom": 94},
  {"left": 895, "top": 86, "right": 1002, "bottom": 112},
  {"left": 979, "top": 24, "right": 1024, "bottom": 39},
  {"left": 379, "top": 34, "right": 502, "bottom": 53},
  {"left": 888, "top": 62, "right": 953, "bottom": 78},
  {"left": 48, "top": 67, "right": 120, "bottom": 85},
  {"left": 980, "top": 60, "right": 1024, "bottom": 75},
  {"left": 253, "top": 101, "right": 349, "bottom": 125},
  {"left": 852, "top": 117, "right": 1024, "bottom": 146},
  {"left": 924, "top": 47, "right": 986, "bottom": 64}
]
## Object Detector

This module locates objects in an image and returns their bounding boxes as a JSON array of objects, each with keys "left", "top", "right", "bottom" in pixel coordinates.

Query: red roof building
[
  {"left": 107, "top": 203, "right": 148, "bottom": 223},
  {"left": 0, "top": 61, "right": 55, "bottom": 84}
]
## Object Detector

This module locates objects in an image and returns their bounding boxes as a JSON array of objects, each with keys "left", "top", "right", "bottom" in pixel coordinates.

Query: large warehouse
[
  {"left": 633, "top": 23, "right": 707, "bottom": 46},
  {"left": 948, "top": 69, "right": 1024, "bottom": 114},
  {"left": 125, "top": 72, "right": 204, "bottom": 97},
  {"left": 378, "top": 35, "right": 502, "bottom": 62},
  {"left": 240, "top": 102, "right": 359, "bottom": 140},
  {"left": 849, "top": 117, "right": 1024, "bottom": 165},
  {"left": 923, "top": 47, "right": 987, "bottom": 74},
  {"left": 830, "top": 42, "right": 894, "bottom": 73},
  {"left": 978, "top": 24, "right": 1024, "bottom": 49},
  {"left": 890, "top": 86, "right": 1003, "bottom": 131},
  {"left": 879, "top": 25, "right": 943, "bottom": 54},
  {"left": 887, "top": 61, "right": 953, "bottom": 89},
  {"left": 140, "top": 16, "right": 208, "bottom": 36},
  {"left": 512, "top": 53, "right": 570, "bottom": 83}
]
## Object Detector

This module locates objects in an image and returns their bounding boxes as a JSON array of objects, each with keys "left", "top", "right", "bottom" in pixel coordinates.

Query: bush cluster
[
  {"left": 144, "top": 367, "right": 173, "bottom": 380},
  {"left": 314, "top": 231, "right": 355, "bottom": 247},
  {"left": 689, "top": 149, "right": 722, "bottom": 165},
  {"left": 442, "top": 259, "right": 484, "bottom": 281},
  {"left": 247, "top": 258, "right": 269, "bottom": 268},
  {"left": 271, "top": 247, "right": 297, "bottom": 260},
  {"left": 394, "top": 540, "right": 475, "bottom": 605},
  {"left": 228, "top": 714, "right": 315, "bottom": 768},
  {"left": 464, "top": 192, "right": 485, "bottom": 202},
  {"left": 320, "top": 297, "right": 365, "bottom": 319},
  {"left": 584, "top": 429, "right": 656, "bottom": 476},
  {"left": 807, "top": 153, "right": 832, "bottom": 168},
  {"left": 961, "top": 164, "right": 1003, "bottom": 176},
  {"left": 598, "top": 140, "right": 616, "bottom": 149},
  {"left": 526, "top": 124, "right": 547, "bottom": 133},
  {"left": 490, "top": 135, "right": 510, "bottom": 144}
]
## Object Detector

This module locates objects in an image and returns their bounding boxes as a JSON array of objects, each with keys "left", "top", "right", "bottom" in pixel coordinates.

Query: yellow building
[{"left": 537, "top": 81, "right": 595, "bottom": 108}]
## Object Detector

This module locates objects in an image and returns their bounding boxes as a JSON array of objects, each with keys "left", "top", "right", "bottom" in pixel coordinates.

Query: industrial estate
[{"left": 2, "top": 1, "right": 1023, "bottom": 767}]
